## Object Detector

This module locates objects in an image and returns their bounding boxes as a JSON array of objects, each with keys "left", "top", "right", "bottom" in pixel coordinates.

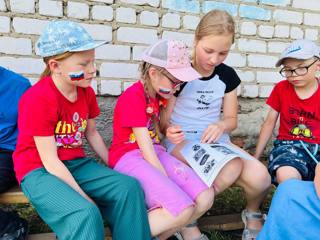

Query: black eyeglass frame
[{"left": 279, "top": 57, "right": 319, "bottom": 78}]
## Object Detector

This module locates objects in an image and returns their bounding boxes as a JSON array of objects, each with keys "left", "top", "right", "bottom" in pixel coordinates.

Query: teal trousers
[{"left": 21, "top": 158, "right": 151, "bottom": 240}]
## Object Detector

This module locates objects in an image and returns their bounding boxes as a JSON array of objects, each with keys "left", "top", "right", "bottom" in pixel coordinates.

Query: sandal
[
  {"left": 174, "top": 220, "right": 209, "bottom": 240},
  {"left": 241, "top": 209, "right": 266, "bottom": 240}
]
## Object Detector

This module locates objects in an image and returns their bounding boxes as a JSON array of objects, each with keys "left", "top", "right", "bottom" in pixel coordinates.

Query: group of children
[{"left": 1, "top": 8, "right": 319, "bottom": 240}]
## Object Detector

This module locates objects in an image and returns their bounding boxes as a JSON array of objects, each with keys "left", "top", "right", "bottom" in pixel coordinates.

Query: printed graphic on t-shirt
[
  {"left": 55, "top": 112, "right": 87, "bottom": 148},
  {"left": 127, "top": 119, "right": 160, "bottom": 144},
  {"left": 289, "top": 107, "right": 315, "bottom": 139},
  {"left": 196, "top": 91, "right": 214, "bottom": 110}
]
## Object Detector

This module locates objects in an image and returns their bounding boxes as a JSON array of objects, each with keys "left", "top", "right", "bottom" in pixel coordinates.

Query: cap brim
[
  {"left": 275, "top": 53, "right": 317, "bottom": 67},
  {"left": 70, "top": 40, "right": 108, "bottom": 52},
  {"left": 166, "top": 67, "right": 201, "bottom": 82}
]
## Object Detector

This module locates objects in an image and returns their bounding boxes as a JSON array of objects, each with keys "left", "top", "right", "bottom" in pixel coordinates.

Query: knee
[
  {"left": 172, "top": 206, "right": 194, "bottom": 228},
  {"left": 276, "top": 167, "right": 300, "bottom": 184},
  {"left": 195, "top": 188, "right": 214, "bottom": 214}
]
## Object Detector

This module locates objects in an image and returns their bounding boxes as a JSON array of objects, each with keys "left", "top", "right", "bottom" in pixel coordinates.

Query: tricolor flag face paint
[
  {"left": 69, "top": 71, "right": 85, "bottom": 81},
  {"left": 159, "top": 87, "right": 171, "bottom": 94}
]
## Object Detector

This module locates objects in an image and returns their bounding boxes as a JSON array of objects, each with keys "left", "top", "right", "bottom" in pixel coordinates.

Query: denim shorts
[{"left": 268, "top": 140, "right": 319, "bottom": 184}]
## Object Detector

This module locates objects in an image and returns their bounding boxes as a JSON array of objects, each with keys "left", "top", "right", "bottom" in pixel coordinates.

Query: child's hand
[
  {"left": 166, "top": 125, "right": 185, "bottom": 144},
  {"left": 314, "top": 163, "right": 320, "bottom": 198},
  {"left": 201, "top": 122, "right": 225, "bottom": 144}
]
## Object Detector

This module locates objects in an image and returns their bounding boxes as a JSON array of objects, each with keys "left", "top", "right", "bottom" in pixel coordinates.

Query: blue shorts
[{"left": 268, "top": 140, "right": 319, "bottom": 184}]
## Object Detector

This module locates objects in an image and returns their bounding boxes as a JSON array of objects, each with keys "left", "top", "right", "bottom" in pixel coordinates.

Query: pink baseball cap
[{"left": 142, "top": 39, "right": 201, "bottom": 82}]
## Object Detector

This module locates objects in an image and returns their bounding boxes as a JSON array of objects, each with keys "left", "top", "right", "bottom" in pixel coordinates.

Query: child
[
  {"left": 255, "top": 39, "right": 320, "bottom": 185},
  {"left": 109, "top": 39, "right": 215, "bottom": 240},
  {"left": 13, "top": 20, "right": 151, "bottom": 240},
  {"left": 257, "top": 165, "right": 320, "bottom": 239},
  {"left": 163, "top": 10, "right": 271, "bottom": 240},
  {"left": 0, "top": 66, "right": 30, "bottom": 239}
]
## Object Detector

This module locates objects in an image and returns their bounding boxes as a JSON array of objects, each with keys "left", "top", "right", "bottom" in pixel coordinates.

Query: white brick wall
[
  {"left": 0, "top": 0, "right": 319, "bottom": 98},
  {"left": 10, "top": 0, "right": 35, "bottom": 13}
]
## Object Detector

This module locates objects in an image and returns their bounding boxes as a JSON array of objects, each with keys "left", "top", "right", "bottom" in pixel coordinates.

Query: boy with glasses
[{"left": 255, "top": 39, "right": 320, "bottom": 185}]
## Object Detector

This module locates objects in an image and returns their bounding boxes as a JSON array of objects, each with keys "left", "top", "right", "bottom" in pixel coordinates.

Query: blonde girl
[
  {"left": 163, "top": 10, "right": 271, "bottom": 240},
  {"left": 109, "top": 39, "right": 214, "bottom": 240}
]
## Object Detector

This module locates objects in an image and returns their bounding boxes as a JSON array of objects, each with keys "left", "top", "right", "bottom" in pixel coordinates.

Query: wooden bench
[{"left": 0, "top": 187, "right": 243, "bottom": 239}]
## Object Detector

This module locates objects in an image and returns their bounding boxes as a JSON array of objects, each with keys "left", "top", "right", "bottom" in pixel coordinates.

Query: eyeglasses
[
  {"left": 279, "top": 58, "right": 319, "bottom": 78},
  {"left": 161, "top": 72, "right": 183, "bottom": 89}
]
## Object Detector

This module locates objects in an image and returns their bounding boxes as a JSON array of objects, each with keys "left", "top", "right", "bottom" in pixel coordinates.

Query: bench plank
[
  {"left": 0, "top": 186, "right": 28, "bottom": 204},
  {"left": 28, "top": 232, "right": 112, "bottom": 240}
]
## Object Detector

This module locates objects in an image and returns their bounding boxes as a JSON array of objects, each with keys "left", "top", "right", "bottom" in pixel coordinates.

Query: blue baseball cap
[{"left": 36, "top": 20, "right": 107, "bottom": 57}]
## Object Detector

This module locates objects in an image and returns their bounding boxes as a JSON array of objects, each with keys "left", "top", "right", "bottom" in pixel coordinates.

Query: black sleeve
[
  {"left": 216, "top": 63, "right": 241, "bottom": 93},
  {"left": 173, "top": 82, "right": 187, "bottom": 97}
]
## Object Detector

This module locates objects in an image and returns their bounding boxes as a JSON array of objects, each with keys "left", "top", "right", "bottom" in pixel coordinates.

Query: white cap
[{"left": 275, "top": 39, "right": 320, "bottom": 67}]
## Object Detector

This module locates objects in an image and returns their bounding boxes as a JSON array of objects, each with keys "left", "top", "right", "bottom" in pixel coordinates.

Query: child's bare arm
[
  {"left": 133, "top": 127, "right": 167, "bottom": 175},
  {"left": 254, "top": 108, "right": 279, "bottom": 159}
]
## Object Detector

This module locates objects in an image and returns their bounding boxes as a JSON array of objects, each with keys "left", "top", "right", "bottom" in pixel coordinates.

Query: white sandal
[{"left": 241, "top": 209, "right": 266, "bottom": 240}]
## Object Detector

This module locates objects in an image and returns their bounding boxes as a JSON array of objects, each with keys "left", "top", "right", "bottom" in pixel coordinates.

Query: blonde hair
[
  {"left": 139, "top": 62, "right": 173, "bottom": 141},
  {"left": 195, "top": 10, "right": 235, "bottom": 43},
  {"left": 40, "top": 52, "right": 74, "bottom": 79}
]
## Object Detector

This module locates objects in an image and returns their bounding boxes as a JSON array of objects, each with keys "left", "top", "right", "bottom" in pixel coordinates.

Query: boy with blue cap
[
  {"left": 13, "top": 20, "right": 151, "bottom": 240},
  {"left": 255, "top": 39, "right": 320, "bottom": 185}
]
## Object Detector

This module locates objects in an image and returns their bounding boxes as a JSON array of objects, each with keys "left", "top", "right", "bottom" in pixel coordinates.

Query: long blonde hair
[
  {"left": 40, "top": 52, "right": 74, "bottom": 79},
  {"left": 139, "top": 62, "right": 173, "bottom": 141}
]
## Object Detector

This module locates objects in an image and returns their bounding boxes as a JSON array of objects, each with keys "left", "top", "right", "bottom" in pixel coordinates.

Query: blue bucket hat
[{"left": 36, "top": 20, "right": 107, "bottom": 57}]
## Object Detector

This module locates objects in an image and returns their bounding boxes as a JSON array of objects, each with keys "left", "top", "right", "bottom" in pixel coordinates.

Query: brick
[
  {"left": 95, "top": 44, "right": 130, "bottom": 60},
  {"left": 162, "top": 13, "right": 180, "bottom": 29},
  {"left": 162, "top": 0, "right": 199, "bottom": 13},
  {"left": 304, "top": 13, "right": 320, "bottom": 27},
  {"left": 0, "top": 57, "right": 45, "bottom": 74},
  {"left": 240, "top": 22, "right": 257, "bottom": 36},
  {"left": 203, "top": 1, "right": 237, "bottom": 16},
  {"left": 39, "top": 0, "right": 63, "bottom": 17},
  {"left": 0, "top": 0, "right": 6, "bottom": 11},
  {"left": 0, "top": 16, "right": 10, "bottom": 33},
  {"left": 259, "top": 85, "right": 274, "bottom": 98},
  {"left": 268, "top": 41, "right": 288, "bottom": 53},
  {"left": 67, "top": 1, "right": 89, "bottom": 19},
  {"left": 0, "top": 37, "right": 32, "bottom": 55},
  {"left": 91, "top": 80, "right": 97, "bottom": 94},
  {"left": 242, "top": 84, "right": 258, "bottom": 98},
  {"left": 132, "top": 45, "right": 147, "bottom": 60},
  {"left": 224, "top": 53, "right": 246, "bottom": 68},
  {"left": 239, "top": 5, "right": 271, "bottom": 21},
  {"left": 248, "top": 54, "right": 278, "bottom": 68},
  {"left": 162, "top": 31, "right": 194, "bottom": 46},
  {"left": 13, "top": 18, "right": 49, "bottom": 35},
  {"left": 120, "top": 0, "right": 159, "bottom": 7},
  {"left": 117, "top": 27, "right": 158, "bottom": 44},
  {"left": 140, "top": 11, "right": 159, "bottom": 26},
  {"left": 10, "top": 0, "right": 35, "bottom": 13},
  {"left": 116, "top": 7, "right": 136, "bottom": 23},
  {"left": 256, "top": 71, "right": 282, "bottom": 84},
  {"left": 258, "top": 25, "right": 274, "bottom": 38},
  {"left": 238, "top": 39, "right": 267, "bottom": 53},
  {"left": 183, "top": 15, "right": 200, "bottom": 30},
  {"left": 305, "top": 29, "right": 318, "bottom": 41},
  {"left": 80, "top": 23, "right": 112, "bottom": 41},
  {"left": 293, "top": 0, "right": 320, "bottom": 11},
  {"left": 92, "top": 6, "right": 113, "bottom": 21},
  {"left": 290, "top": 27, "right": 304, "bottom": 40},
  {"left": 100, "top": 63, "right": 139, "bottom": 79},
  {"left": 274, "top": 25, "right": 289, "bottom": 38},
  {"left": 260, "top": 0, "right": 290, "bottom": 6},
  {"left": 100, "top": 80, "right": 122, "bottom": 96},
  {"left": 273, "top": 10, "right": 302, "bottom": 24},
  {"left": 236, "top": 70, "right": 255, "bottom": 82}
]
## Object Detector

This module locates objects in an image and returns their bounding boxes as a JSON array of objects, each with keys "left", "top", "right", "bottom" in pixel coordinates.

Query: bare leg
[{"left": 276, "top": 166, "right": 302, "bottom": 184}]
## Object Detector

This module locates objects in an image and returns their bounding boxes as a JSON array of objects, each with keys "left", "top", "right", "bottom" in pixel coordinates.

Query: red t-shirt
[
  {"left": 109, "top": 81, "right": 161, "bottom": 168},
  {"left": 13, "top": 76, "right": 100, "bottom": 183},
  {"left": 267, "top": 80, "right": 320, "bottom": 143}
]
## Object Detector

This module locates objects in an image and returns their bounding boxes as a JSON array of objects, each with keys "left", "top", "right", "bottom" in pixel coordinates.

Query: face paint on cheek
[
  {"left": 159, "top": 87, "right": 171, "bottom": 94},
  {"left": 69, "top": 71, "right": 85, "bottom": 81}
]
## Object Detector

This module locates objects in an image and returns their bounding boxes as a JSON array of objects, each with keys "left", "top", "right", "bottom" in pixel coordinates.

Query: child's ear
[
  {"left": 48, "top": 59, "right": 61, "bottom": 75},
  {"left": 148, "top": 67, "right": 158, "bottom": 79}
]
